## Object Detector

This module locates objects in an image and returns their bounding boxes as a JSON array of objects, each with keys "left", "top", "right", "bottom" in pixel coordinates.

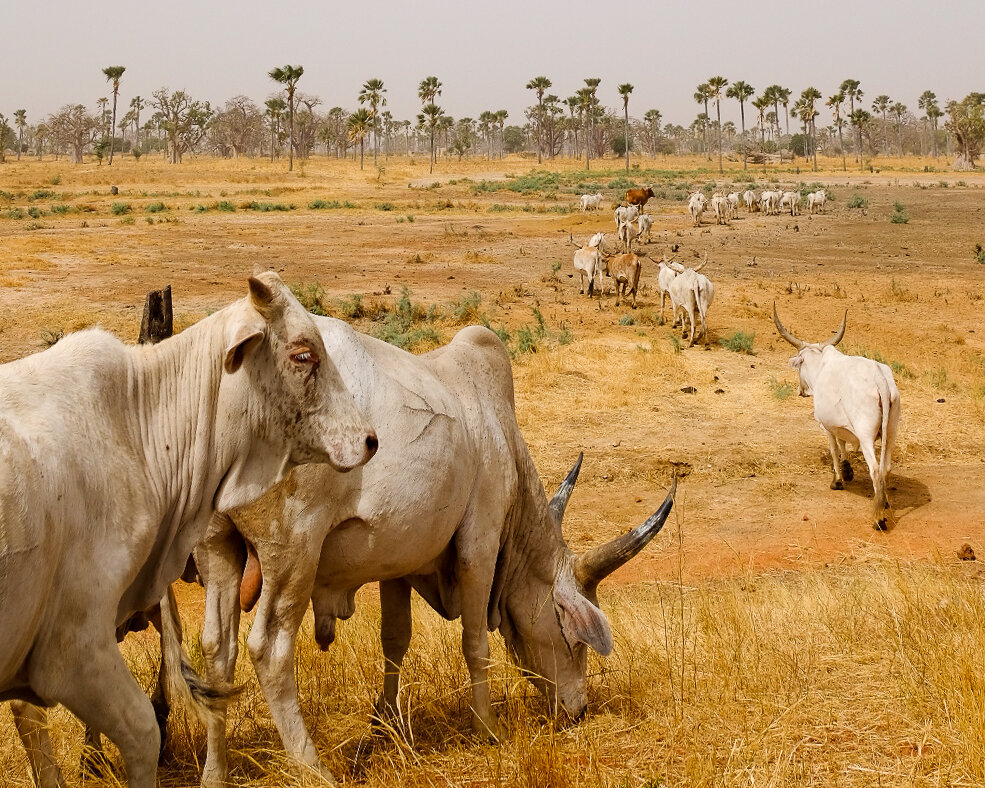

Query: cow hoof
[
  {"left": 841, "top": 461, "right": 854, "bottom": 481},
  {"left": 471, "top": 715, "right": 501, "bottom": 742},
  {"left": 874, "top": 517, "right": 890, "bottom": 531},
  {"left": 830, "top": 480, "right": 844, "bottom": 491}
]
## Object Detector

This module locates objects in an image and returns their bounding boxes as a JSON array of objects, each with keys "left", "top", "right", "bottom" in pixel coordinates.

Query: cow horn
[
  {"left": 549, "top": 452, "right": 583, "bottom": 523},
  {"left": 568, "top": 233, "right": 581, "bottom": 249},
  {"left": 821, "top": 309, "right": 848, "bottom": 347},
  {"left": 773, "top": 302, "right": 806, "bottom": 349},
  {"left": 575, "top": 475, "right": 676, "bottom": 595},
  {"left": 693, "top": 252, "right": 708, "bottom": 272}
]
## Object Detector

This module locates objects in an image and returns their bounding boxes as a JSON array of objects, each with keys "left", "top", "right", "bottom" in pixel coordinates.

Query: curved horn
[
  {"left": 549, "top": 453, "right": 583, "bottom": 523},
  {"left": 693, "top": 252, "right": 708, "bottom": 272},
  {"left": 575, "top": 475, "right": 677, "bottom": 595},
  {"left": 568, "top": 232, "right": 581, "bottom": 249},
  {"left": 773, "top": 302, "right": 806, "bottom": 349},
  {"left": 822, "top": 309, "right": 848, "bottom": 347}
]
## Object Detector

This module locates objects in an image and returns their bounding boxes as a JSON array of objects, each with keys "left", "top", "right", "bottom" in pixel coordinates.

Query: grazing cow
[
  {"left": 614, "top": 203, "right": 640, "bottom": 230},
  {"left": 727, "top": 192, "right": 740, "bottom": 216},
  {"left": 779, "top": 190, "right": 801, "bottom": 216},
  {"left": 0, "top": 273, "right": 377, "bottom": 788},
  {"left": 625, "top": 186, "right": 655, "bottom": 211},
  {"left": 667, "top": 255, "right": 712, "bottom": 346},
  {"left": 760, "top": 190, "right": 779, "bottom": 215},
  {"left": 653, "top": 256, "right": 686, "bottom": 324},
  {"left": 580, "top": 192, "right": 603, "bottom": 211},
  {"left": 773, "top": 305, "right": 901, "bottom": 530},
  {"left": 189, "top": 319, "right": 677, "bottom": 786},
  {"left": 617, "top": 220, "right": 634, "bottom": 252},
  {"left": 604, "top": 252, "right": 643, "bottom": 307},
  {"left": 743, "top": 189, "right": 760, "bottom": 212},
  {"left": 636, "top": 213, "right": 653, "bottom": 243},
  {"left": 569, "top": 232, "right": 605, "bottom": 296},
  {"left": 711, "top": 193, "right": 731, "bottom": 225},
  {"left": 808, "top": 189, "right": 826, "bottom": 214},
  {"left": 687, "top": 192, "right": 707, "bottom": 226}
]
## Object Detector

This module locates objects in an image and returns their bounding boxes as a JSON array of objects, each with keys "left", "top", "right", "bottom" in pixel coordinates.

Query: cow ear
[
  {"left": 224, "top": 314, "right": 266, "bottom": 374},
  {"left": 554, "top": 579, "right": 613, "bottom": 656}
]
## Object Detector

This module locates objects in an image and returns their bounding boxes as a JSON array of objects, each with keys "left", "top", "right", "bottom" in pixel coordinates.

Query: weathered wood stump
[{"left": 137, "top": 285, "right": 173, "bottom": 344}]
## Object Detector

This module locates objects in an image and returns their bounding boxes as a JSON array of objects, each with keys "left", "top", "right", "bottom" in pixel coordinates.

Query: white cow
[
  {"left": 617, "top": 220, "right": 634, "bottom": 251},
  {"left": 779, "top": 190, "right": 801, "bottom": 216},
  {"left": 687, "top": 192, "right": 707, "bottom": 226},
  {"left": 774, "top": 305, "right": 901, "bottom": 531},
  {"left": 654, "top": 256, "right": 686, "bottom": 324},
  {"left": 668, "top": 257, "right": 713, "bottom": 346},
  {"left": 743, "top": 189, "right": 760, "bottom": 212},
  {"left": 614, "top": 203, "right": 639, "bottom": 229},
  {"left": 711, "top": 193, "right": 731, "bottom": 225},
  {"left": 727, "top": 192, "right": 740, "bottom": 217},
  {"left": 636, "top": 213, "right": 653, "bottom": 243},
  {"left": 190, "top": 320, "right": 677, "bottom": 786},
  {"left": 761, "top": 190, "right": 780, "bottom": 215},
  {"left": 0, "top": 273, "right": 377, "bottom": 788},
  {"left": 569, "top": 232, "right": 605, "bottom": 296},
  {"left": 808, "top": 189, "right": 827, "bottom": 214},
  {"left": 580, "top": 192, "right": 603, "bottom": 211}
]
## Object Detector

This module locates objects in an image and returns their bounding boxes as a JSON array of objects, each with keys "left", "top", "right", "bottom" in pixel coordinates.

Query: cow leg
[
  {"left": 826, "top": 433, "right": 846, "bottom": 490},
  {"left": 197, "top": 519, "right": 245, "bottom": 788},
  {"left": 36, "top": 638, "right": 160, "bottom": 788},
  {"left": 10, "top": 702, "right": 67, "bottom": 788},
  {"left": 246, "top": 542, "right": 333, "bottom": 783},
  {"left": 839, "top": 439, "right": 854, "bottom": 483},
  {"left": 858, "top": 440, "right": 892, "bottom": 530},
  {"left": 80, "top": 721, "right": 112, "bottom": 776},
  {"left": 375, "top": 578, "right": 413, "bottom": 724}
]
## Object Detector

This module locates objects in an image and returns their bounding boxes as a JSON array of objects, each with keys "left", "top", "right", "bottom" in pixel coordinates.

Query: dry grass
[{"left": 2, "top": 154, "right": 985, "bottom": 785}]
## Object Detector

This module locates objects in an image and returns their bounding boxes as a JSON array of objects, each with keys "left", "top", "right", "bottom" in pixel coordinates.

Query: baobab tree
[
  {"left": 872, "top": 95, "right": 891, "bottom": 154},
  {"left": 102, "top": 65, "right": 125, "bottom": 164},
  {"left": 525, "top": 75, "right": 552, "bottom": 164},
  {"left": 726, "top": 80, "right": 754, "bottom": 169},
  {"left": 358, "top": 78, "right": 386, "bottom": 164},
  {"left": 13, "top": 109, "right": 26, "bottom": 160},
  {"left": 945, "top": 93, "right": 985, "bottom": 169},
  {"left": 347, "top": 108, "right": 373, "bottom": 169},
  {"left": 706, "top": 75, "right": 728, "bottom": 173},
  {"left": 827, "top": 91, "right": 848, "bottom": 171},
  {"left": 268, "top": 64, "right": 304, "bottom": 171},
  {"left": 617, "top": 82, "right": 633, "bottom": 172}
]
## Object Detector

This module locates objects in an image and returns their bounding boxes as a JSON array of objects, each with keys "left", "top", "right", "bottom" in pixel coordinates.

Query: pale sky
[{"left": 4, "top": 0, "right": 983, "bottom": 128}]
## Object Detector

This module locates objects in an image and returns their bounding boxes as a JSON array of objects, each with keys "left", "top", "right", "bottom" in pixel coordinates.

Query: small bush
[
  {"left": 338, "top": 293, "right": 365, "bottom": 320},
  {"left": 406, "top": 214, "right": 415, "bottom": 223},
  {"left": 6, "top": 208, "right": 24, "bottom": 220},
  {"left": 31, "top": 189, "right": 56, "bottom": 201},
  {"left": 49, "top": 175, "right": 61, "bottom": 186},
  {"left": 619, "top": 314, "right": 636, "bottom": 326},
  {"left": 215, "top": 201, "right": 236, "bottom": 212},
  {"left": 847, "top": 194, "right": 869, "bottom": 210},
  {"left": 111, "top": 202, "right": 132, "bottom": 215},
  {"left": 891, "top": 201, "right": 909, "bottom": 224},
  {"left": 120, "top": 215, "right": 135, "bottom": 225},
  {"left": 376, "top": 202, "right": 396, "bottom": 211},
  {"left": 767, "top": 375, "right": 795, "bottom": 400},
  {"left": 246, "top": 201, "right": 293, "bottom": 212},
  {"left": 309, "top": 199, "right": 342, "bottom": 210},
  {"left": 50, "top": 204, "right": 75, "bottom": 215},
  {"left": 145, "top": 202, "right": 167, "bottom": 213},
  {"left": 290, "top": 282, "right": 328, "bottom": 316},
  {"left": 975, "top": 244, "right": 985, "bottom": 265},
  {"left": 343, "top": 200, "right": 357, "bottom": 209},
  {"left": 27, "top": 206, "right": 42, "bottom": 219},
  {"left": 720, "top": 330, "right": 755, "bottom": 354},
  {"left": 452, "top": 291, "right": 484, "bottom": 324},
  {"left": 516, "top": 326, "right": 537, "bottom": 355}
]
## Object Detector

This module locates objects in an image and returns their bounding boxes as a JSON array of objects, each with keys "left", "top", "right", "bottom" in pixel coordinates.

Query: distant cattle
[{"left": 625, "top": 187, "right": 655, "bottom": 210}]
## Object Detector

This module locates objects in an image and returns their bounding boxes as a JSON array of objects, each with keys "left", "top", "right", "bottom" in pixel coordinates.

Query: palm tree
[
  {"left": 777, "top": 87, "right": 792, "bottom": 135},
  {"left": 727, "top": 80, "right": 755, "bottom": 170},
  {"left": 576, "top": 87, "right": 594, "bottom": 169},
  {"left": 891, "top": 102, "right": 908, "bottom": 156},
  {"left": 495, "top": 109, "right": 508, "bottom": 159},
  {"left": 102, "top": 66, "right": 126, "bottom": 165},
  {"left": 358, "top": 78, "right": 386, "bottom": 165},
  {"left": 799, "top": 87, "right": 821, "bottom": 170},
  {"left": 918, "top": 90, "right": 941, "bottom": 158},
  {"left": 827, "top": 91, "right": 847, "bottom": 172},
  {"left": 347, "top": 108, "right": 374, "bottom": 169},
  {"left": 129, "top": 95, "right": 144, "bottom": 152},
  {"left": 872, "top": 95, "right": 891, "bottom": 154},
  {"left": 583, "top": 78, "right": 601, "bottom": 170},
  {"left": 643, "top": 109, "right": 661, "bottom": 156},
  {"left": 840, "top": 79, "right": 863, "bottom": 160},
  {"left": 418, "top": 103, "right": 445, "bottom": 174},
  {"left": 268, "top": 64, "right": 304, "bottom": 171},
  {"left": 525, "top": 76, "right": 552, "bottom": 164},
  {"left": 751, "top": 95, "right": 770, "bottom": 174},
  {"left": 96, "top": 96, "right": 109, "bottom": 143},
  {"left": 694, "top": 83, "right": 711, "bottom": 158},
  {"left": 13, "top": 110, "right": 26, "bottom": 161},
  {"left": 707, "top": 76, "right": 728, "bottom": 173},
  {"left": 265, "top": 97, "right": 286, "bottom": 162},
  {"left": 418, "top": 76, "right": 442, "bottom": 106},
  {"left": 563, "top": 95, "right": 580, "bottom": 157},
  {"left": 617, "top": 83, "right": 633, "bottom": 172},
  {"left": 850, "top": 109, "right": 872, "bottom": 171}
]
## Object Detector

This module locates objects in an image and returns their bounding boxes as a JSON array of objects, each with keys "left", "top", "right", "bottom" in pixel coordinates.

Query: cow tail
[{"left": 159, "top": 585, "right": 240, "bottom": 725}]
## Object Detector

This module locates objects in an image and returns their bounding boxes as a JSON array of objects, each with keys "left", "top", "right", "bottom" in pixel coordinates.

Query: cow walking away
[
  {"left": 568, "top": 232, "right": 605, "bottom": 296},
  {"left": 773, "top": 304, "right": 901, "bottom": 530},
  {"left": 186, "top": 319, "right": 677, "bottom": 787},
  {"left": 604, "top": 252, "right": 643, "bottom": 307}
]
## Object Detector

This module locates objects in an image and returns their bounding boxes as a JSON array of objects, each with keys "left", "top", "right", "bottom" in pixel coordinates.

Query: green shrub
[
  {"left": 452, "top": 291, "right": 484, "bottom": 324},
  {"left": 50, "top": 203, "right": 75, "bottom": 215},
  {"left": 111, "top": 202, "right": 132, "bottom": 215},
  {"left": 619, "top": 314, "right": 636, "bottom": 326},
  {"left": 246, "top": 201, "right": 293, "bottom": 212},
  {"left": 975, "top": 244, "right": 985, "bottom": 265},
  {"left": 338, "top": 293, "right": 364, "bottom": 319},
  {"left": 720, "top": 330, "right": 755, "bottom": 354},
  {"left": 516, "top": 326, "right": 537, "bottom": 355},
  {"left": 6, "top": 208, "right": 24, "bottom": 219},
  {"left": 145, "top": 202, "right": 167, "bottom": 213},
  {"left": 767, "top": 375, "right": 795, "bottom": 400},
  {"left": 890, "top": 201, "right": 909, "bottom": 224},
  {"left": 309, "top": 199, "right": 342, "bottom": 210},
  {"left": 27, "top": 206, "right": 42, "bottom": 219},
  {"left": 376, "top": 202, "right": 396, "bottom": 211},
  {"left": 31, "top": 189, "right": 56, "bottom": 201},
  {"left": 215, "top": 201, "right": 236, "bottom": 212},
  {"left": 847, "top": 194, "right": 869, "bottom": 210},
  {"left": 290, "top": 282, "right": 328, "bottom": 316}
]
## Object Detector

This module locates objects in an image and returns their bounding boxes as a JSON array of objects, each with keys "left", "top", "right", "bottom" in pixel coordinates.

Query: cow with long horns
[
  {"left": 190, "top": 319, "right": 676, "bottom": 787},
  {"left": 773, "top": 304, "right": 901, "bottom": 530}
]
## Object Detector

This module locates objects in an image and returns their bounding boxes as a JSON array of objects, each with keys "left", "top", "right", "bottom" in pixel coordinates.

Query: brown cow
[
  {"left": 604, "top": 253, "right": 643, "bottom": 307},
  {"left": 625, "top": 187, "right": 654, "bottom": 210}
]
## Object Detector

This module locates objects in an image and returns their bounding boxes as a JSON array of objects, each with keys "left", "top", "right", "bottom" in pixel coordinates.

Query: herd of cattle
[{"left": 0, "top": 181, "right": 900, "bottom": 787}]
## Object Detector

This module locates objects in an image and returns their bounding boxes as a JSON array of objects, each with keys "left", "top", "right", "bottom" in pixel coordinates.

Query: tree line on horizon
[{"left": 0, "top": 66, "right": 982, "bottom": 172}]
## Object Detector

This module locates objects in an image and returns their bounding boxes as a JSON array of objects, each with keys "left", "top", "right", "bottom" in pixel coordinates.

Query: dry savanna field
[{"left": 1, "top": 152, "right": 985, "bottom": 786}]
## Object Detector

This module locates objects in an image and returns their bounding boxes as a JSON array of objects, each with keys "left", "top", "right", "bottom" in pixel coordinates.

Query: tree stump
[{"left": 138, "top": 285, "right": 173, "bottom": 344}]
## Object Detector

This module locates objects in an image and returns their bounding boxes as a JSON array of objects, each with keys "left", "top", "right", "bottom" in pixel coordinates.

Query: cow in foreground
[
  {"left": 0, "top": 273, "right": 377, "bottom": 788},
  {"left": 773, "top": 304, "right": 901, "bottom": 530},
  {"left": 568, "top": 232, "right": 605, "bottom": 296},
  {"left": 190, "top": 320, "right": 676, "bottom": 786},
  {"left": 653, "top": 256, "right": 686, "bottom": 324},
  {"left": 604, "top": 252, "right": 643, "bottom": 307},
  {"left": 625, "top": 186, "right": 655, "bottom": 211},
  {"left": 669, "top": 261, "right": 714, "bottom": 347}
]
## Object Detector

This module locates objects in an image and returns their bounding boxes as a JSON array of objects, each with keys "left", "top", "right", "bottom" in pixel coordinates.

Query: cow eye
[{"left": 290, "top": 347, "right": 319, "bottom": 365}]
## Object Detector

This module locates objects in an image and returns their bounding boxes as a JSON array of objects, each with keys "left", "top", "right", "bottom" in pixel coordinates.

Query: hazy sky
[{"left": 4, "top": 0, "right": 983, "bottom": 127}]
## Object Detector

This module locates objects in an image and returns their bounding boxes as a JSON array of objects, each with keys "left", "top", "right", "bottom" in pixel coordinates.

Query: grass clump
[
  {"left": 890, "top": 201, "right": 909, "bottom": 224},
  {"left": 451, "top": 291, "right": 484, "bottom": 324},
  {"left": 338, "top": 293, "right": 365, "bottom": 320},
  {"left": 376, "top": 202, "right": 396, "bottom": 211},
  {"left": 290, "top": 282, "right": 328, "bottom": 316},
  {"left": 767, "top": 375, "right": 795, "bottom": 400},
  {"left": 30, "top": 189, "right": 56, "bottom": 201},
  {"left": 145, "top": 202, "right": 167, "bottom": 213},
  {"left": 720, "top": 330, "right": 755, "bottom": 354},
  {"left": 975, "top": 244, "right": 985, "bottom": 265},
  {"left": 27, "top": 206, "right": 43, "bottom": 219},
  {"left": 215, "top": 200, "right": 236, "bottom": 212},
  {"left": 847, "top": 193, "right": 869, "bottom": 210},
  {"left": 619, "top": 314, "right": 636, "bottom": 326},
  {"left": 309, "top": 199, "right": 342, "bottom": 210},
  {"left": 6, "top": 208, "right": 24, "bottom": 220},
  {"left": 246, "top": 201, "right": 294, "bottom": 212},
  {"left": 111, "top": 202, "right": 132, "bottom": 215}
]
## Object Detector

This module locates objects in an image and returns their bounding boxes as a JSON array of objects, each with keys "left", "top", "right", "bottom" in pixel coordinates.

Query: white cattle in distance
[
  {"left": 688, "top": 192, "right": 707, "bottom": 226},
  {"left": 613, "top": 203, "right": 640, "bottom": 230},
  {"left": 0, "top": 273, "right": 377, "bottom": 788},
  {"left": 808, "top": 189, "right": 827, "bottom": 214},
  {"left": 743, "top": 189, "right": 760, "bottom": 212},
  {"left": 636, "top": 213, "right": 653, "bottom": 243},
  {"left": 773, "top": 304, "right": 901, "bottom": 531},
  {"left": 569, "top": 232, "right": 606, "bottom": 296},
  {"left": 580, "top": 192, "right": 603, "bottom": 211}
]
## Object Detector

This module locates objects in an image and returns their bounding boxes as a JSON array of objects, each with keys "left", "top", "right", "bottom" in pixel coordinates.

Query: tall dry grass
[{"left": 2, "top": 554, "right": 984, "bottom": 786}]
